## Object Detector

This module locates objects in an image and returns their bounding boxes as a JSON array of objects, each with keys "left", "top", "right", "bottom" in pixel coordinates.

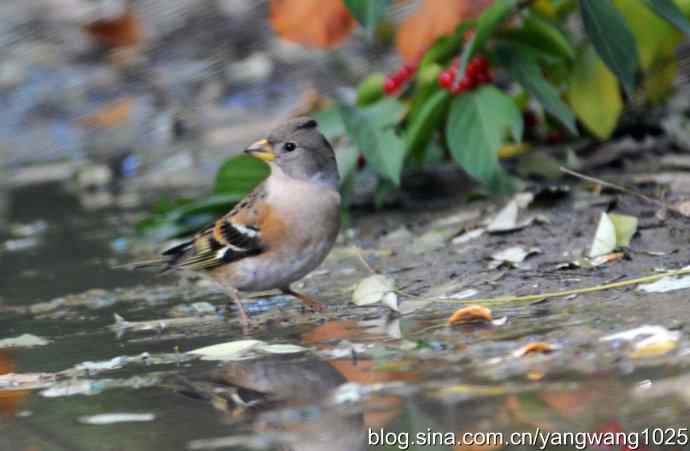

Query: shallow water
[{"left": 2, "top": 182, "right": 690, "bottom": 451}]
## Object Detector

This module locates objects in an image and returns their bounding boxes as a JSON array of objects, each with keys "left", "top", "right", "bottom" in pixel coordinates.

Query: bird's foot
[{"left": 281, "top": 287, "right": 326, "bottom": 312}]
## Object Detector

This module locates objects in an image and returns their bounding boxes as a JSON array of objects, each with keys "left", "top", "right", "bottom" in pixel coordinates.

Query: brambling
[{"left": 156, "top": 117, "right": 341, "bottom": 324}]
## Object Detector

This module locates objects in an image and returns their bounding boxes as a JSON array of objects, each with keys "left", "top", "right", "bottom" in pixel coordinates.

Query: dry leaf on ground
[
  {"left": 188, "top": 340, "right": 307, "bottom": 361},
  {"left": 512, "top": 342, "right": 558, "bottom": 357},
  {"left": 600, "top": 325, "right": 680, "bottom": 358},
  {"left": 638, "top": 269, "right": 690, "bottom": 293},
  {"left": 79, "top": 413, "right": 155, "bottom": 425},
  {"left": 0, "top": 334, "right": 50, "bottom": 349},
  {"left": 352, "top": 274, "right": 399, "bottom": 311},
  {"left": 589, "top": 212, "right": 638, "bottom": 258},
  {"left": 448, "top": 305, "right": 492, "bottom": 325}
]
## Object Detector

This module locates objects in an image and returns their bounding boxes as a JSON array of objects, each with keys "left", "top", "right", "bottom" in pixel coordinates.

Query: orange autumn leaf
[
  {"left": 269, "top": 0, "right": 356, "bottom": 49},
  {"left": 526, "top": 369, "right": 544, "bottom": 381},
  {"left": 301, "top": 320, "right": 360, "bottom": 347},
  {"left": 0, "top": 352, "right": 29, "bottom": 417},
  {"left": 82, "top": 6, "right": 143, "bottom": 48},
  {"left": 396, "top": 0, "right": 494, "bottom": 64},
  {"left": 448, "top": 305, "right": 492, "bottom": 325},
  {"left": 512, "top": 342, "right": 558, "bottom": 357},
  {"left": 79, "top": 98, "right": 131, "bottom": 128}
]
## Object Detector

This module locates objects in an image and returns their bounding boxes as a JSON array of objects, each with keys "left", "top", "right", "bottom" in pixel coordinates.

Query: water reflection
[{"left": 185, "top": 354, "right": 366, "bottom": 451}]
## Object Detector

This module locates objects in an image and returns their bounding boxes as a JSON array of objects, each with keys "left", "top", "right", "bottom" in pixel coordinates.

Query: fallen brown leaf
[
  {"left": 512, "top": 342, "right": 557, "bottom": 357},
  {"left": 526, "top": 370, "right": 544, "bottom": 381},
  {"left": 79, "top": 98, "right": 131, "bottom": 128},
  {"left": 82, "top": 6, "right": 143, "bottom": 49},
  {"left": 448, "top": 305, "right": 492, "bottom": 325},
  {"left": 396, "top": 0, "right": 493, "bottom": 63},
  {"left": 0, "top": 352, "right": 28, "bottom": 417},
  {"left": 269, "top": 0, "right": 356, "bottom": 49}
]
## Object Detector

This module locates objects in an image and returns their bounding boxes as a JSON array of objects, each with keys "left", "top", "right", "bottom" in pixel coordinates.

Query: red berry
[
  {"left": 392, "top": 72, "right": 406, "bottom": 86},
  {"left": 383, "top": 77, "right": 398, "bottom": 95},
  {"left": 459, "top": 77, "right": 473, "bottom": 91},
  {"left": 357, "top": 154, "right": 367, "bottom": 169},
  {"left": 475, "top": 71, "right": 490, "bottom": 85},
  {"left": 438, "top": 71, "right": 453, "bottom": 89},
  {"left": 467, "top": 59, "right": 480, "bottom": 76},
  {"left": 475, "top": 57, "right": 489, "bottom": 72},
  {"left": 401, "top": 64, "right": 416, "bottom": 79},
  {"left": 450, "top": 84, "right": 464, "bottom": 96}
]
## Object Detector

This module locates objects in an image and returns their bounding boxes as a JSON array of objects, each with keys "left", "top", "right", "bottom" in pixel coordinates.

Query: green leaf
[
  {"left": 566, "top": 45, "right": 623, "bottom": 139},
  {"left": 356, "top": 73, "right": 385, "bottom": 106},
  {"left": 313, "top": 107, "right": 346, "bottom": 139},
  {"left": 343, "top": 0, "right": 390, "bottom": 29},
  {"left": 517, "top": 12, "right": 575, "bottom": 62},
  {"left": 609, "top": 213, "right": 638, "bottom": 247},
  {"left": 499, "top": 45, "right": 576, "bottom": 134},
  {"left": 579, "top": 0, "right": 639, "bottom": 96},
  {"left": 337, "top": 102, "right": 406, "bottom": 185},
  {"left": 406, "top": 89, "right": 451, "bottom": 160},
  {"left": 644, "top": 0, "right": 690, "bottom": 37},
  {"left": 645, "top": 58, "right": 678, "bottom": 102},
  {"left": 362, "top": 97, "right": 405, "bottom": 127},
  {"left": 418, "top": 21, "right": 475, "bottom": 70},
  {"left": 335, "top": 145, "right": 360, "bottom": 187},
  {"left": 613, "top": 0, "right": 681, "bottom": 70},
  {"left": 408, "top": 63, "right": 443, "bottom": 123},
  {"left": 458, "top": 0, "right": 518, "bottom": 76},
  {"left": 213, "top": 155, "right": 270, "bottom": 195},
  {"left": 445, "top": 85, "right": 522, "bottom": 195}
]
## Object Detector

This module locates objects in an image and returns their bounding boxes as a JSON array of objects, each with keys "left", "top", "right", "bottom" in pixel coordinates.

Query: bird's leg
[
  {"left": 281, "top": 287, "right": 326, "bottom": 312},
  {"left": 223, "top": 284, "right": 251, "bottom": 327}
]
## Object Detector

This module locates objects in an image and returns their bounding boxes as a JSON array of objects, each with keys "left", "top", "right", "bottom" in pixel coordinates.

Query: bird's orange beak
[{"left": 244, "top": 138, "right": 275, "bottom": 161}]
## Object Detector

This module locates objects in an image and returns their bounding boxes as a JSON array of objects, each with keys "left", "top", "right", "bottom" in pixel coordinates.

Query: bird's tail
[
  {"left": 113, "top": 239, "right": 193, "bottom": 272},
  {"left": 112, "top": 258, "right": 169, "bottom": 272}
]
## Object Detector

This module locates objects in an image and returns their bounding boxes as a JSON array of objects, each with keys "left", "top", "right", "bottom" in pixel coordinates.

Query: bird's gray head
[{"left": 244, "top": 117, "right": 339, "bottom": 189}]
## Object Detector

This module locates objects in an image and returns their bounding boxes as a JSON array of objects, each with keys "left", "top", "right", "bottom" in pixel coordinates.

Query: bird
[{"left": 145, "top": 117, "right": 341, "bottom": 325}]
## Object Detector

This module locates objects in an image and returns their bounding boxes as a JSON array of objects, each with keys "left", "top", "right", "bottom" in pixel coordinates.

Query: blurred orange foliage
[
  {"left": 79, "top": 98, "right": 131, "bottom": 128},
  {"left": 268, "top": 0, "right": 493, "bottom": 61},
  {"left": 269, "top": 0, "right": 356, "bottom": 49},
  {"left": 82, "top": 6, "right": 143, "bottom": 48},
  {"left": 397, "top": 0, "right": 493, "bottom": 63}
]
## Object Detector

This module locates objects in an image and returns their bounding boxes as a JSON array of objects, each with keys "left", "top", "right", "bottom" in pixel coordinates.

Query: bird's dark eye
[{"left": 283, "top": 142, "right": 297, "bottom": 152}]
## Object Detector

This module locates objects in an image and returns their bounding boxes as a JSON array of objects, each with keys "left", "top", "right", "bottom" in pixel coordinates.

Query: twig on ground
[{"left": 560, "top": 166, "right": 678, "bottom": 213}]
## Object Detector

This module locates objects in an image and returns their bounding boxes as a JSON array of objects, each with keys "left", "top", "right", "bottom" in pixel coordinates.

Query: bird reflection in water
[{"left": 178, "top": 353, "right": 366, "bottom": 451}]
